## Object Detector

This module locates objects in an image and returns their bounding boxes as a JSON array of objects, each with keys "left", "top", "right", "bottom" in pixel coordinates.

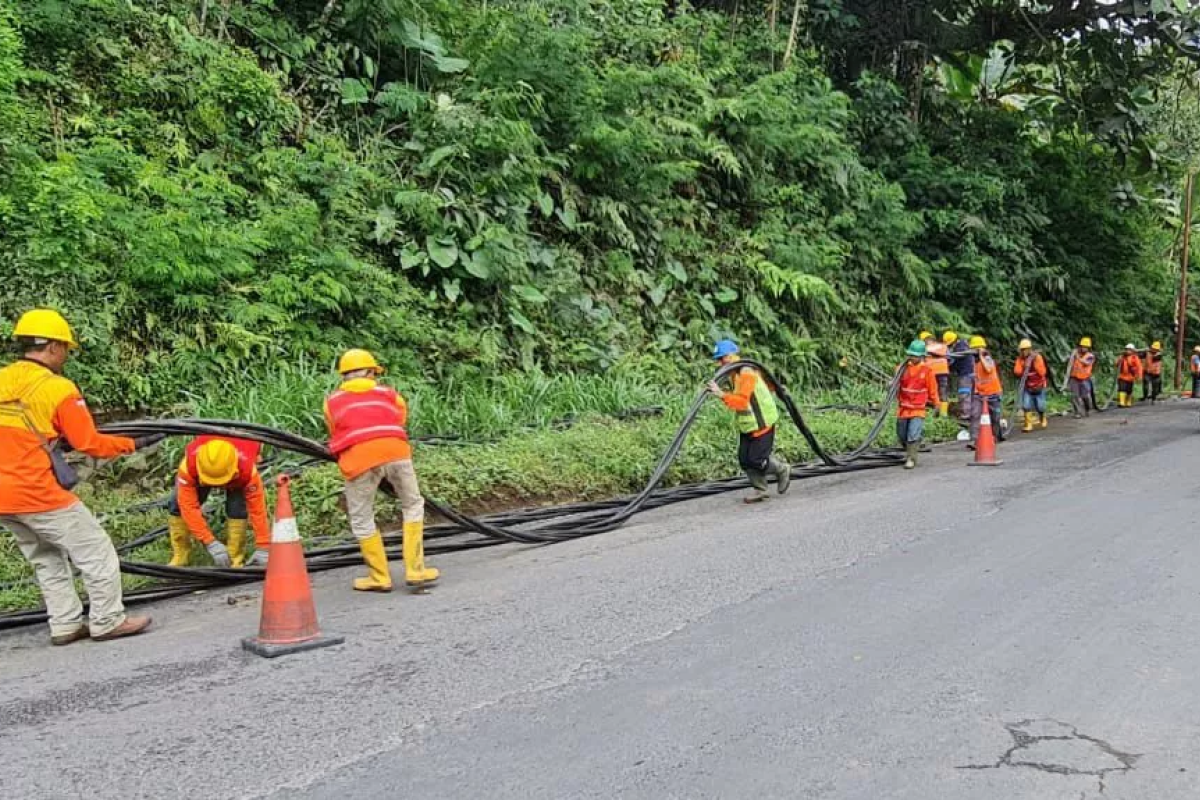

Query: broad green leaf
[
  {"left": 538, "top": 192, "right": 554, "bottom": 217},
  {"left": 666, "top": 260, "right": 687, "bottom": 283},
  {"left": 339, "top": 78, "right": 370, "bottom": 105},
  {"left": 648, "top": 283, "right": 667, "bottom": 306},
  {"left": 426, "top": 236, "right": 459, "bottom": 269},
  {"left": 424, "top": 145, "right": 457, "bottom": 170},
  {"left": 432, "top": 55, "right": 470, "bottom": 74},
  {"left": 714, "top": 288, "right": 738, "bottom": 303},
  {"left": 463, "top": 250, "right": 492, "bottom": 279},
  {"left": 508, "top": 309, "right": 536, "bottom": 334},
  {"left": 699, "top": 296, "right": 716, "bottom": 317},
  {"left": 372, "top": 206, "right": 397, "bottom": 244},
  {"left": 442, "top": 279, "right": 461, "bottom": 303},
  {"left": 513, "top": 284, "right": 548, "bottom": 304},
  {"left": 399, "top": 246, "right": 427, "bottom": 271}
]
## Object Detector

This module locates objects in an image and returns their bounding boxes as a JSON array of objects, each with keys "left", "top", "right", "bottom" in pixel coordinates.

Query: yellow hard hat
[
  {"left": 942, "top": 331, "right": 958, "bottom": 344},
  {"left": 1079, "top": 337, "right": 1092, "bottom": 348},
  {"left": 918, "top": 330, "right": 933, "bottom": 341},
  {"left": 968, "top": 335, "right": 986, "bottom": 349},
  {"left": 337, "top": 349, "right": 383, "bottom": 375},
  {"left": 13, "top": 309, "right": 78, "bottom": 349},
  {"left": 196, "top": 440, "right": 238, "bottom": 486},
  {"left": 1151, "top": 340, "right": 1162, "bottom": 351},
  {"left": 1018, "top": 338, "right": 1032, "bottom": 350}
]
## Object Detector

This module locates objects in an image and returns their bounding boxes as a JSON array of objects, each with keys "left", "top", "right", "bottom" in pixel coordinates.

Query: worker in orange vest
[
  {"left": 166, "top": 436, "right": 272, "bottom": 567},
  {"left": 325, "top": 349, "right": 437, "bottom": 592},
  {"left": 897, "top": 340, "right": 939, "bottom": 469},
  {"left": 1116, "top": 344, "right": 1143, "bottom": 408},
  {"left": 1142, "top": 341, "right": 1164, "bottom": 403},
  {"left": 0, "top": 310, "right": 159, "bottom": 645},
  {"left": 1013, "top": 338, "right": 1049, "bottom": 432},
  {"left": 1190, "top": 346, "right": 1200, "bottom": 398},
  {"left": 920, "top": 331, "right": 950, "bottom": 417},
  {"left": 1067, "top": 338, "right": 1097, "bottom": 418},
  {"left": 969, "top": 335, "right": 1004, "bottom": 447}
]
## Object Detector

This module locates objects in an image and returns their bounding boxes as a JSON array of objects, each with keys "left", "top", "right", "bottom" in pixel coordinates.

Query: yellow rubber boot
[
  {"left": 226, "top": 519, "right": 247, "bottom": 568},
  {"left": 1022, "top": 411, "right": 1034, "bottom": 433},
  {"left": 167, "top": 515, "right": 192, "bottom": 567},
  {"left": 938, "top": 401, "right": 949, "bottom": 417},
  {"left": 353, "top": 532, "right": 393, "bottom": 592},
  {"left": 1040, "top": 413, "right": 1048, "bottom": 429},
  {"left": 403, "top": 520, "right": 439, "bottom": 589},
  {"left": 1117, "top": 391, "right": 1127, "bottom": 408}
]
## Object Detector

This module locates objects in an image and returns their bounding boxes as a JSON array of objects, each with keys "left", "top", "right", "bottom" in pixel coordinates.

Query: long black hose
[{"left": 0, "top": 360, "right": 907, "bottom": 629}]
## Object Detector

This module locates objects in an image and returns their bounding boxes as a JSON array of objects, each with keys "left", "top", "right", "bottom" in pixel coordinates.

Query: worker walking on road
[
  {"left": 0, "top": 310, "right": 159, "bottom": 644},
  {"left": 969, "top": 336, "right": 1004, "bottom": 447},
  {"left": 897, "top": 340, "right": 939, "bottom": 469},
  {"left": 325, "top": 349, "right": 437, "bottom": 592},
  {"left": 166, "top": 436, "right": 272, "bottom": 567},
  {"left": 707, "top": 339, "right": 790, "bottom": 503},
  {"left": 1191, "top": 346, "right": 1200, "bottom": 398},
  {"left": 921, "top": 331, "right": 950, "bottom": 417},
  {"left": 946, "top": 331, "right": 975, "bottom": 425},
  {"left": 1067, "top": 338, "right": 1097, "bottom": 418},
  {"left": 1142, "top": 341, "right": 1164, "bottom": 403},
  {"left": 1014, "top": 339, "right": 1049, "bottom": 432},
  {"left": 1116, "top": 344, "right": 1143, "bottom": 408}
]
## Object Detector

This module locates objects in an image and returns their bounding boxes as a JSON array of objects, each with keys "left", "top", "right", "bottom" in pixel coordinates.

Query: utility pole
[{"left": 1176, "top": 172, "right": 1194, "bottom": 391}]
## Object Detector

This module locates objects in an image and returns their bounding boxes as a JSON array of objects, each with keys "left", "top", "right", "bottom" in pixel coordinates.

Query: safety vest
[
  {"left": 1117, "top": 354, "right": 1142, "bottom": 382},
  {"left": 924, "top": 342, "right": 949, "bottom": 376},
  {"left": 183, "top": 436, "right": 261, "bottom": 489},
  {"left": 898, "top": 362, "right": 934, "bottom": 413},
  {"left": 1070, "top": 351, "right": 1095, "bottom": 380},
  {"left": 734, "top": 368, "right": 779, "bottom": 435},
  {"left": 1191, "top": 354, "right": 1200, "bottom": 375},
  {"left": 973, "top": 354, "right": 1002, "bottom": 396},
  {"left": 1015, "top": 353, "right": 1047, "bottom": 392},
  {"left": 1145, "top": 352, "right": 1163, "bottom": 376},
  {"left": 326, "top": 384, "right": 409, "bottom": 454}
]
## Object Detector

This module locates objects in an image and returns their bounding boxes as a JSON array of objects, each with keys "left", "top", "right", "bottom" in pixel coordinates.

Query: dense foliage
[{"left": 0, "top": 0, "right": 1192, "bottom": 409}]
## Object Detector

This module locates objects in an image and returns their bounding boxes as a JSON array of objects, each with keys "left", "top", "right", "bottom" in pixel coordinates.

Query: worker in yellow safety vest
[
  {"left": 707, "top": 339, "right": 790, "bottom": 503},
  {"left": 324, "top": 349, "right": 438, "bottom": 592}
]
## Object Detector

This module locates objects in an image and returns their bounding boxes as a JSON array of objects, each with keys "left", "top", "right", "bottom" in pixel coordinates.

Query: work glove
[
  {"left": 205, "top": 540, "right": 231, "bottom": 568},
  {"left": 247, "top": 549, "right": 269, "bottom": 567},
  {"left": 132, "top": 433, "right": 167, "bottom": 451},
  {"left": 705, "top": 380, "right": 724, "bottom": 397}
]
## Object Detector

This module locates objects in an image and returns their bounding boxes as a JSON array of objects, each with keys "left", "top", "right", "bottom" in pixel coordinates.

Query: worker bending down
[
  {"left": 1116, "top": 344, "right": 1142, "bottom": 408},
  {"left": 920, "top": 331, "right": 950, "bottom": 416},
  {"left": 1067, "top": 338, "right": 1096, "bottom": 418},
  {"left": 707, "top": 339, "right": 790, "bottom": 503},
  {"left": 897, "top": 340, "right": 939, "bottom": 469},
  {"left": 1013, "top": 339, "right": 1049, "bottom": 432},
  {"left": 167, "top": 436, "right": 271, "bottom": 567},
  {"left": 969, "top": 336, "right": 1004, "bottom": 447},
  {"left": 325, "top": 349, "right": 437, "bottom": 591},
  {"left": 1142, "top": 341, "right": 1163, "bottom": 403}
]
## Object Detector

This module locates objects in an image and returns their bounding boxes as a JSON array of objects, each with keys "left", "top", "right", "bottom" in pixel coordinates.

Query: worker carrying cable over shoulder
[
  {"left": 1066, "top": 338, "right": 1097, "bottom": 418},
  {"left": 1116, "top": 344, "right": 1143, "bottom": 409},
  {"left": 166, "top": 436, "right": 272, "bottom": 568},
  {"left": 945, "top": 331, "right": 974, "bottom": 426},
  {"left": 0, "top": 310, "right": 160, "bottom": 645},
  {"left": 896, "top": 340, "right": 939, "bottom": 470},
  {"left": 706, "top": 339, "right": 790, "bottom": 503},
  {"left": 919, "top": 331, "right": 950, "bottom": 417},
  {"left": 325, "top": 349, "right": 437, "bottom": 592},
  {"left": 1190, "top": 346, "right": 1200, "bottom": 398},
  {"left": 1142, "top": 341, "right": 1163, "bottom": 403},
  {"left": 969, "top": 336, "right": 1004, "bottom": 448},
  {"left": 1013, "top": 339, "right": 1049, "bottom": 432}
]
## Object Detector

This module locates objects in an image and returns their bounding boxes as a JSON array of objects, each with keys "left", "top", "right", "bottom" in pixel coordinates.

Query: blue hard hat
[{"left": 712, "top": 339, "right": 740, "bottom": 360}]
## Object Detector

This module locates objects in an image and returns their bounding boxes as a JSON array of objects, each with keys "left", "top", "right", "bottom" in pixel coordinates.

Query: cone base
[
  {"left": 242, "top": 632, "right": 345, "bottom": 659},
  {"left": 967, "top": 460, "right": 1003, "bottom": 467}
]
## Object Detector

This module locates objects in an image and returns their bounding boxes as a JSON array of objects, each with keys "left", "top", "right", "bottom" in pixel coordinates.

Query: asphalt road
[{"left": 2, "top": 402, "right": 1199, "bottom": 799}]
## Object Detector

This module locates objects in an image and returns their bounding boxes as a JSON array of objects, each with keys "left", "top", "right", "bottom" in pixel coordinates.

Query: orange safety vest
[
  {"left": 1014, "top": 352, "right": 1047, "bottom": 391},
  {"left": 1070, "top": 350, "right": 1095, "bottom": 380},
  {"left": 182, "top": 436, "right": 261, "bottom": 489},
  {"left": 1117, "top": 354, "right": 1143, "bottom": 382},
  {"left": 973, "top": 353, "right": 1003, "bottom": 396},
  {"left": 924, "top": 342, "right": 949, "bottom": 376},
  {"left": 326, "top": 385, "right": 409, "bottom": 455},
  {"left": 1145, "top": 351, "right": 1163, "bottom": 376},
  {"left": 898, "top": 361, "right": 935, "bottom": 416}
]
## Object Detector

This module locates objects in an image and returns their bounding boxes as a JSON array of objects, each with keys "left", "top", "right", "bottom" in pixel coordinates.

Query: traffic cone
[
  {"left": 243, "top": 475, "right": 344, "bottom": 658},
  {"left": 968, "top": 407, "right": 1003, "bottom": 467}
]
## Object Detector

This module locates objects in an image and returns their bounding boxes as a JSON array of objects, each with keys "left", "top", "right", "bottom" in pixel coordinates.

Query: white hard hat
[{"left": 1125, "top": 343, "right": 1136, "bottom": 351}]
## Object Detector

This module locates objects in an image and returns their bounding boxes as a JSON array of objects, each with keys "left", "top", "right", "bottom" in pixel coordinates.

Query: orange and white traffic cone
[
  {"left": 243, "top": 475, "right": 344, "bottom": 658},
  {"left": 968, "top": 407, "right": 1003, "bottom": 467}
]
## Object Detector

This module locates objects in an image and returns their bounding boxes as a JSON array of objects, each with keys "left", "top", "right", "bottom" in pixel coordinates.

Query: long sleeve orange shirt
[
  {"left": 0, "top": 360, "right": 135, "bottom": 514},
  {"left": 175, "top": 467, "right": 272, "bottom": 547},
  {"left": 720, "top": 368, "right": 773, "bottom": 437}
]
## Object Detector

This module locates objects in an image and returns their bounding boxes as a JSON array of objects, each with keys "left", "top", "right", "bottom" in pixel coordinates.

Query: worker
[
  {"left": 921, "top": 331, "right": 950, "bottom": 416},
  {"left": 325, "top": 349, "right": 436, "bottom": 592},
  {"left": 1067, "top": 337, "right": 1097, "bottom": 418},
  {"left": 0, "top": 310, "right": 160, "bottom": 644},
  {"left": 969, "top": 335, "right": 1004, "bottom": 447},
  {"left": 1191, "top": 346, "right": 1200, "bottom": 398},
  {"left": 1142, "top": 341, "right": 1163, "bottom": 403},
  {"left": 896, "top": 340, "right": 939, "bottom": 469},
  {"left": 1116, "top": 344, "right": 1142, "bottom": 408},
  {"left": 946, "top": 330, "right": 975, "bottom": 425},
  {"left": 707, "top": 339, "right": 791, "bottom": 503},
  {"left": 1013, "top": 339, "right": 1049, "bottom": 432},
  {"left": 166, "top": 436, "right": 271, "bottom": 568}
]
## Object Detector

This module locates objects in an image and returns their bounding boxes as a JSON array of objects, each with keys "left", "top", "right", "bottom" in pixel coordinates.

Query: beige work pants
[
  {"left": 343, "top": 459, "right": 424, "bottom": 540},
  {"left": 0, "top": 503, "right": 126, "bottom": 637}
]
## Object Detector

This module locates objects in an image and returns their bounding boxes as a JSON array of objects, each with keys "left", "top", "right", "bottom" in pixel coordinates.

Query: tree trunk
[{"left": 781, "top": 0, "right": 803, "bottom": 69}]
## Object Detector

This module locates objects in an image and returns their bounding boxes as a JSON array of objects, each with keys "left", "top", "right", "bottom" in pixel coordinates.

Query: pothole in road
[{"left": 959, "top": 719, "right": 1139, "bottom": 792}]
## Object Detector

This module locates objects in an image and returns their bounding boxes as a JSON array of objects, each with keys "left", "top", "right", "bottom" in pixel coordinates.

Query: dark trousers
[
  {"left": 737, "top": 427, "right": 775, "bottom": 473},
  {"left": 1143, "top": 374, "right": 1162, "bottom": 402},
  {"left": 168, "top": 486, "right": 247, "bottom": 520},
  {"left": 1193, "top": 375, "right": 1200, "bottom": 397}
]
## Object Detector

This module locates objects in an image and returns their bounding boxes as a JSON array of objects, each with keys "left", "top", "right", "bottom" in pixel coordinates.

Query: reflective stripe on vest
[
  {"left": 1071, "top": 351, "right": 1095, "bottom": 380},
  {"left": 327, "top": 385, "right": 409, "bottom": 454},
  {"left": 184, "top": 435, "right": 261, "bottom": 489},
  {"left": 735, "top": 370, "right": 779, "bottom": 434},
  {"left": 974, "top": 354, "right": 1002, "bottom": 396},
  {"left": 898, "top": 363, "right": 932, "bottom": 411}
]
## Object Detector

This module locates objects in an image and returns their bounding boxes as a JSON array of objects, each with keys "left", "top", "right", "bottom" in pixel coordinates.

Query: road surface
[{"left": 2, "top": 402, "right": 1199, "bottom": 799}]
